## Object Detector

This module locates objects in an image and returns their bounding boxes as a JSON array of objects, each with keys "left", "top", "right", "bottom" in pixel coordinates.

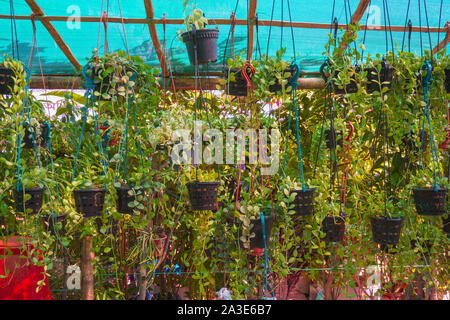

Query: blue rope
[
  {"left": 260, "top": 211, "right": 275, "bottom": 300},
  {"left": 418, "top": 61, "right": 440, "bottom": 191},
  {"left": 25, "top": 94, "right": 41, "bottom": 169},
  {"left": 116, "top": 97, "right": 132, "bottom": 182},
  {"left": 132, "top": 92, "right": 145, "bottom": 169}
]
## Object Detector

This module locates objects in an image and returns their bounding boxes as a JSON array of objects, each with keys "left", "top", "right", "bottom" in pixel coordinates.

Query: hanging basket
[
  {"left": 412, "top": 187, "right": 447, "bottom": 216},
  {"left": 14, "top": 187, "right": 45, "bottom": 215},
  {"left": 22, "top": 123, "right": 49, "bottom": 150},
  {"left": 115, "top": 185, "right": 142, "bottom": 214},
  {"left": 73, "top": 188, "right": 106, "bottom": 218},
  {"left": 181, "top": 29, "right": 219, "bottom": 65},
  {"left": 268, "top": 67, "right": 297, "bottom": 93},
  {"left": 325, "top": 128, "right": 343, "bottom": 149},
  {"left": 445, "top": 68, "right": 450, "bottom": 93},
  {"left": 290, "top": 188, "right": 315, "bottom": 217},
  {"left": 0, "top": 67, "right": 15, "bottom": 95},
  {"left": 224, "top": 68, "right": 252, "bottom": 96},
  {"left": 187, "top": 181, "right": 219, "bottom": 211},
  {"left": 248, "top": 211, "right": 274, "bottom": 252},
  {"left": 365, "top": 60, "right": 394, "bottom": 94},
  {"left": 370, "top": 216, "right": 404, "bottom": 246},
  {"left": 321, "top": 215, "right": 346, "bottom": 243},
  {"left": 42, "top": 213, "right": 68, "bottom": 236},
  {"left": 320, "top": 62, "right": 360, "bottom": 94}
]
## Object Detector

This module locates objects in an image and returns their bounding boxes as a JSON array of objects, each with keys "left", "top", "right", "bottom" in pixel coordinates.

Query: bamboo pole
[
  {"left": 0, "top": 15, "right": 445, "bottom": 33},
  {"left": 247, "top": 0, "right": 258, "bottom": 61},
  {"left": 23, "top": 1, "right": 82, "bottom": 71},
  {"left": 81, "top": 235, "right": 94, "bottom": 300},
  {"left": 432, "top": 21, "right": 450, "bottom": 54},
  {"left": 143, "top": 0, "right": 169, "bottom": 77}
]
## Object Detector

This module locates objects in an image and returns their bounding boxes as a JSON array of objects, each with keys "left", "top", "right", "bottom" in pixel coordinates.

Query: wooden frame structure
[{"left": 1, "top": 0, "right": 447, "bottom": 90}]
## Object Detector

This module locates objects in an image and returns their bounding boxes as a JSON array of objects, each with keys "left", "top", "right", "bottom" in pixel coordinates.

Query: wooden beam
[
  {"left": 29, "top": 75, "right": 325, "bottom": 90},
  {"left": 0, "top": 15, "right": 445, "bottom": 33},
  {"left": 24, "top": 1, "right": 82, "bottom": 71},
  {"left": 143, "top": 0, "right": 169, "bottom": 77},
  {"left": 432, "top": 21, "right": 450, "bottom": 54},
  {"left": 339, "top": 0, "right": 371, "bottom": 54},
  {"left": 247, "top": 0, "right": 258, "bottom": 60}
]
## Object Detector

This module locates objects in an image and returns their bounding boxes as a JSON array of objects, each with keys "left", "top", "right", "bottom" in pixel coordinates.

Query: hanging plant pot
[
  {"left": 224, "top": 68, "right": 253, "bottom": 96},
  {"left": 443, "top": 215, "right": 450, "bottom": 235},
  {"left": 22, "top": 123, "right": 49, "bottom": 150},
  {"left": 14, "top": 187, "right": 45, "bottom": 215},
  {"left": 325, "top": 128, "right": 343, "bottom": 149},
  {"left": 321, "top": 215, "right": 346, "bottom": 243},
  {"left": 115, "top": 185, "right": 142, "bottom": 214},
  {"left": 0, "top": 67, "right": 15, "bottom": 95},
  {"left": 412, "top": 187, "right": 447, "bottom": 216},
  {"left": 290, "top": 188, "right": 315, "bottom": 217},
  {"left": 73, "top": 188, "right": 106, "bottom": 218},
  {"left": 365, "top": 59, "right": 394, "bottom": 94},
  {"left": 42, "top": 213, "right": 68, "bottom": 236},
  {"left": 248, "top": 211, "right": 274, "bottom": 252},
  {"left": 445, "top": 68, "right": 450, "bottom": 93},
  {"left": 187, "top": 181, "right": 219, "bottom": 211},
  {"left": 268, "top": 67, "right": 296, "bottom": 93},
  {"left": 370, "top": 216, "right": 404, "bottom": 246},
  {"left": 181, "top": 29, "right": 219, "bottom": 65},
  {"left": 320, "top": 62, "right": 360, "bottom": 94}
]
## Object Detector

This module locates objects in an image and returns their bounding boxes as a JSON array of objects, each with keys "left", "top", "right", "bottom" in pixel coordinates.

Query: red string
[
  {"left": 117, "top": 0, "right": 130, "bottom": 57},
  {"left": 96, "top": 0, "right": 105, "bottom": 60}
]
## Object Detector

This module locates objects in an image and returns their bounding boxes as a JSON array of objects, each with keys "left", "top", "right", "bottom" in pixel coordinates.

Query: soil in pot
[
  {"left": 321, "top": 215, "right": 346, "bottom": 243},
  {"left": 290, "top": 188, "right": 315, "bottom": 217},
  {"left": 115, "top": 185, "right": 143, "bottom": 214},
  {"left": 73, "top": 188, "right": 106, "bottom": 218},
  {"left": 14, "top": 187, "right": 45, "bottom": 215},
  {"left": 187, "top": 181, "right": 219, "bottom": 211},
  {"left": 412, "top": 187, "right": 447, "bottom": 216},
  {"left": 0, "top": 67, "right": 15, "bottom": 95},
  {"left": 370, "top": 216, "right": 404, "bottom": 246},
  {"left": 181, "top": 29, "right": 219, "bottom": 65}
]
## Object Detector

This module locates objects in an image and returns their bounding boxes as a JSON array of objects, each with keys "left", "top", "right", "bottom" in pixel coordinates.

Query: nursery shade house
[{"left": 0, "top": 0, "right": 449, "bottom": 301}]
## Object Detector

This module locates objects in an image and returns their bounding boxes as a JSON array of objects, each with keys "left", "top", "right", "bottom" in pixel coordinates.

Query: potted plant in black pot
[
  {"left": 364, "top": 57, "right": 394, "bottom": 94},
  {"left": 368, "top": 196, "right": 404, "bottom": 247},
  {"left": 320, "top": 59, "right": 361, "bottom": 95},
  {"left": 321, "top": 204, "right": 346, "bottom": 243},
  {"left": 411, "top": 175, "right": 448, "bottom": 217},
  {"left": 83, "top": 50, "right": 138, "bottom": 102},
  {"left": 220, "top": 53, "right": 255, "bottom": 97},
  {"left": 178, "top": 1, "right": 219, "bottom": 66},
  {"left": 185, "top": 169, "right": 219, "bottom": 212},
  {"left": 0, "top": 65, "right": 15, "bottom": 95},
  {"left": 114, "top": 170, "right": 150, "bottom": 215},
  {"left": 13, "top": 167, "right": 47, "bottom": 215},
  {"left": 72, "top": 168, "right": 108, "bottom": 218},
  {"left": 282, "top": 177, "right": 315, "bottom": 217},
  {"left": 235, "top": 198, "right": 275, "bottom": 254}
]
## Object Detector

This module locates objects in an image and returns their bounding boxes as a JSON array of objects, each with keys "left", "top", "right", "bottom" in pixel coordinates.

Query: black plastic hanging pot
[
  {"left": 187, "top": 181, "right": 219, "bottom": 211},
  {"left": 268, "top": 67, "right": 297, "bottom": 93},
  {"left": 224, "top": 67, "right": 253, "bottom": 96},
  {"left": 0, "top": 66, "right": 15, "bottom": 95},
  {"left": 181, "top": 28, "right": 219, "bottom": 65},
  {"left": 115, "top": 185, "right": 142, "bottom": 214},
  {"left": 320, "top": 61, "right": 360, "bottom": 94},
  {"left": 14, "top": 187, "right": 45, "bottom": 215},
  {"left": 321, "top": 215, "right": 346, "bottom": 243},
  {"left": 73, "top": 188, "right": 106, "bottom": 218},
  {"left": 445, "top": 68, "right": 450, "bottom": 93},
  {"left": 412, "top": 187, "right": 447, "bottom": 216},
  {"left": 290, "top": 188, "right": 315, "bottom": 217},
  {"left": 42, "top": 213, "right": 68, "bottom": 236},
  {"left": 325, "top": 128, "right": 343, "bottom": 149},
  {"left": 365, "top": 59, "right": 394, "bottom": 94},
  {"left": 370, "top": 216, "right": 404, "bottom": 246},
  {"left": 248, "top": 211, "right": 274, "bottom": 250},
  {"left": 22, "top": 123, "right": 49, "bottom": 150}
]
